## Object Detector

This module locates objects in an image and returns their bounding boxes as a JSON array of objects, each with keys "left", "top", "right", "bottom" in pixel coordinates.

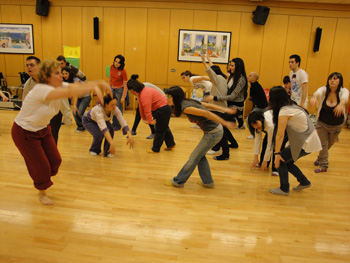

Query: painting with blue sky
[{"left": 0, "top": 24, "right": 34, "bottom": 54}]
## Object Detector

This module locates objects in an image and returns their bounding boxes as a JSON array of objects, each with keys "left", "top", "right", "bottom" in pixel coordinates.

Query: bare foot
[{"left": 38, "top": 190, "right": 53, "bottom": 206}]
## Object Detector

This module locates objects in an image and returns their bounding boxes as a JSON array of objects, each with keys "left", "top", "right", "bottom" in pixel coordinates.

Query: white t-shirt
[
  {"left": 290, "top": 69, "right": 308, "bottom": 108},
  {"left": 15, "top": 83, "right": 68, "bottom": 132},
  {"left": 189, "top": 76, "right": 212, "bottom": 93},
  {"left": 279, "top": 106, "right": 321, "bottom": 153}
]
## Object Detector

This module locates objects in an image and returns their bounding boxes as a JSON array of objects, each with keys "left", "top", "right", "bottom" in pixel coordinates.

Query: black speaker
[
  {"left": 93, "top": 17, "right": 99, "bottom": 40},
  {"left": 36, "top": 0, "right": 50, "bottom": 16},
  {"left": 252, "top": 6, "right": 270, "bottom": 25},
  {"left": 313, "top": 27, "right": 322, "bottom": 52}
]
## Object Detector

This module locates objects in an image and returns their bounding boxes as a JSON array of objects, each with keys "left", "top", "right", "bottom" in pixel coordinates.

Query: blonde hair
[{"left": 38, "top": 58, "right": 60, "bottom": 84}]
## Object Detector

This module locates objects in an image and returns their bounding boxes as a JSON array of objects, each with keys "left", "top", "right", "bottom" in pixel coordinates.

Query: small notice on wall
[
  {"left": 63, "top": 46, "right": 81, "bottom": 68},
  {"left": 63, "top": 46, "right": 80, "bottom": 58}
]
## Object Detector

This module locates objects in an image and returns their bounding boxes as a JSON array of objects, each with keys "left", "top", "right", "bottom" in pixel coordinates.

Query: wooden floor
[{"left": 0, "top": 109, "right": 350, "bottom": 263}]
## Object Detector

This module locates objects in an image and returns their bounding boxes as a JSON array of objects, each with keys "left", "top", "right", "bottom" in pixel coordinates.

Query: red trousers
[{"left": 11, "top": 122, "right": 62, "bottom": 190}]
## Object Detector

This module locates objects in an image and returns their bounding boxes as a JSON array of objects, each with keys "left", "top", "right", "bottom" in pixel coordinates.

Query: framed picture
[
  {"left": 0, "top": 24, "right": 34, "bottom": 54},
  {"left": 178, "top": 29, "right": 231, "bottom": 64}
]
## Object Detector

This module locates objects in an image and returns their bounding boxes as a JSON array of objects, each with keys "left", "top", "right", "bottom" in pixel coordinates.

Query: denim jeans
[
  {"left": 172, "top": 126, "right": 223, "bottom": 186},
  {"left": 82, "top": 116, "right": 114, "bottom": 156},
  {"left": 73, "top": 95, "right": 91, "bottom": 131},
  {"left": 112, "top": 87, "right": 124, "bottom": 130},
  {"left": 278, "top": 146, "right": 311, "bottom": 192}
]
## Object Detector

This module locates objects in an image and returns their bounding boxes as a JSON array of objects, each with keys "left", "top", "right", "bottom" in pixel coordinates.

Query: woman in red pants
[{"left": 12, "top": 58, "right": 109, "bottom": 205}]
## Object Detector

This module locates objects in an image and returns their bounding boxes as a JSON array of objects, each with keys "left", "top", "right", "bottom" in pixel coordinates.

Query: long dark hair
[
  {"left": 247, "top": 111, "right": 265, "bottom": 136},
  {"left": 113, "top": 54, "right": 125, "bottom": 70},
  {"left": 325, "top": 72, "right": 343, "bottom": 102},
  {"left": 165, "top": 86, "right": 185, "bottom": 117},
  {"left": 165, "top": 86, "right": 201, "bottom": 117},
  {"left": 227, "top": 58, "right": 248, "bottom": 99},
  {"left": 127, "top": 74, "right": 145, "bottom": 93},
  {"left": 61, "top": 67, "right": 75, "bottom": 83},
  {"left": 269, "top": 86, "right": 298, "bottom": 125},
  {"left": 211, "top": 65, "right": 227, "bottom": 79}
]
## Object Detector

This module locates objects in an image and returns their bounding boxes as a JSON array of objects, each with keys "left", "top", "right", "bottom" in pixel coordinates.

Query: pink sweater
[{"left": 138, "top": 87, "right": 168, "bottom": 123}]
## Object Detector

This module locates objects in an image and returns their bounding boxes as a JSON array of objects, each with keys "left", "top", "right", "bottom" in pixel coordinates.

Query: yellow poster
[{"left": 63, "top": 46, "right": 80, "bottom": 58}]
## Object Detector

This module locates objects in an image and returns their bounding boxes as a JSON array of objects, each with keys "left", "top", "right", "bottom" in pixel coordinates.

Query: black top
[
  {"left": 250, "top": 82, "right": 268, "bottom": 109},
  {"left": 319, "top": 97, "right": 344, "bottom": 126}
]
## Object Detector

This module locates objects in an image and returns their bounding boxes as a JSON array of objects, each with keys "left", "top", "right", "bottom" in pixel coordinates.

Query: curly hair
[{"left": 38, "top": 58, "right": 60, "bottom": 84}]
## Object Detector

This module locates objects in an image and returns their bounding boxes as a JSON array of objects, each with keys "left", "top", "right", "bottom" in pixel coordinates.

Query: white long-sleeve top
[
  {"left": 85, "top": 104, "right": 129, "bottom": 134},
  {"left": 254, "top": 110, "right": 274, "bottom": 162}
]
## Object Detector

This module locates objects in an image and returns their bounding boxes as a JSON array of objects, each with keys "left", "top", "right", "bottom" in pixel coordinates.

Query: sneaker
[
  {"left": 228, "top": 143, "right": 239, "bottom": 149},
  {"left": 164, "top": 145, "right": 176, "bottom": 151},
  {"left": 271, "top": 171, "right": 279, "bottom": 176},
  {"left": 269, "top": 187, "right": 289, "bottom": 196},
  {"left": 131, "top": 131, "right": 136, "bottom": 135},
  {"left": 146, "top": 134, "right": 155, "bottom": 139},
  {"left": 107, "top": 153, "right": 115, "bottom": 158},
  {"left": 314, "top": 159, "right": 320, "bottom": 166},
  {"left": 207, "top": 149, "right": 221, "bottom": 155},
  {"left": 90, "top": 151, "right": 98, "bottom": 156},
  {"left": 75, "top": 129, "right": 85, "bottom": 133},
  {"left": 164, "top": 180, "right": 184, "bottom": 188},
  {"left": 197, "top": 181, "right": 215, "bottom": 188},
  {"left": 293, "top": 183, "right": 312, "bottom": 191},
  {"left": 191, "top": 124, "right": 200, "bottom": 129},
  {"left": 213, "top": 154, "right": 229, "bottom": 161},
  {"left": 236, "top": 124, "right": 245, "bottom": 130},
  {"left": 314, "top": 167, "right": 327, "bottom": 173},
  {"left": 247, "top": 135, "right": 255, "bottom": 140}
]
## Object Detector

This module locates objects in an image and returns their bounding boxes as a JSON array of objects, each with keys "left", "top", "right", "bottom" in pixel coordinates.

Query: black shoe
[
  {"left": 228, "top": 143, "right": 239, "bottom": 149},
  {"left": 213, "top": 155, "right": 229, "bottom": 160}
]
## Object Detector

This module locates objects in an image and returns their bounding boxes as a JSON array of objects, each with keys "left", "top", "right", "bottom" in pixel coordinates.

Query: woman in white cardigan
[{"left": 310, "top": 72, "right": 349, "bottom": 173}]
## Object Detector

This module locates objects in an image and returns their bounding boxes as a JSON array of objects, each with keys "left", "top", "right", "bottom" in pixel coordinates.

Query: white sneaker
[
  {"left": 107, "top": 153, "right": 115, "bottom": 158},
  {"left": 271, "top": 171, "right": 279, "bottom": 176},
  {"left": 191, "top": 124, "right": 200, "bottom": 129},
  {"left": 90, "top": 151, "right": 98, "bottom": 156},
  {"left": 247, "top": 135, "right": 255, "bottom": 140},
  {"left": 207, "top": 150, "right": 221, "bottom": 155}
]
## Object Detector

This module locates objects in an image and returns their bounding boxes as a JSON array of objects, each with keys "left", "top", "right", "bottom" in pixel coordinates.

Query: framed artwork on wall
[
  {"left": 0, "top": 24, "right": 34, "bottom": 54},
  {"left": 178, "top": 29, "right": 231, "bottom": 64}
]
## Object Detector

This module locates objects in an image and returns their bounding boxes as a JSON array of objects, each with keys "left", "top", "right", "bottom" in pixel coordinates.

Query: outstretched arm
[
  {"left": 183, "top": 106, "right": 236, "bottom": 129},
  {"left": 46, "top": 80, "right": 111, "bottom": 106},
  {"left": 206, "top": 53, "right": 214, "bottom": 67},
  {"left": 201, "top": 102, "right": 236, "bottom": 115},
  {"left": 201, "top": 54, "right": 209, "bottom": 70}
]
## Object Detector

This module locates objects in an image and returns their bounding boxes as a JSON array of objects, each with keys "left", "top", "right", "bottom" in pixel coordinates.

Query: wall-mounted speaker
[
  {"left": 93, "top": 17, "right": 99, "bottom": 40},
  {"left": 313, "top": 27, "right": 322, "bottom": 52},
  {"left": 252, "top": 6, "right": 270, "bottom": 25},
  {"left": 36, "top": 0, "right": 50, "bottom": 16}
]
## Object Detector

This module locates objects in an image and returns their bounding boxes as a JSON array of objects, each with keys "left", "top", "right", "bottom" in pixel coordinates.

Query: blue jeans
[
  {"left": 112, "top": 87, "right": 124, "bottom": 130},
  {"left": 172, "top": 126, "right": 223, "bottom": 186},
  {"left": 278, "top": 146, "right": 311, "bottom": 192},
  {"left": 73, "top": 95, "right": 91, "bottom": 131}
]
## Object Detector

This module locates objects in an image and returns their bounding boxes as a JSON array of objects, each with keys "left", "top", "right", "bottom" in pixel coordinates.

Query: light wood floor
[{"left": 0, "top": 109, "right": 350, "bottom": 263}]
